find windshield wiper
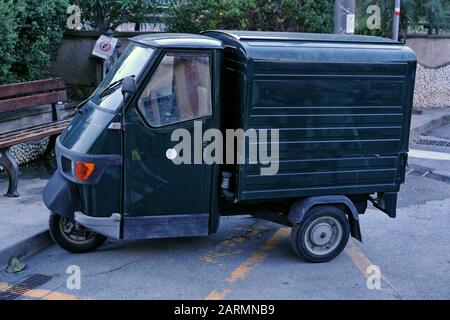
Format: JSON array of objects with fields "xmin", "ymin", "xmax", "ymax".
[{"xmin": 99, "ymin": 75, "xmax": 136, "ymax": 99}]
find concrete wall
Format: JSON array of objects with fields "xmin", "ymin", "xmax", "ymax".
[
  {"xmin": 50, "ymin": 32, "xmax": 100, "ymax": 100},
  {"xmin": 50, "ymin": 31, "xmax": 155, "ymax": 101},
  {"xmin": 406, "ymin": 34, "xmax": 450, "ymax": 68}
]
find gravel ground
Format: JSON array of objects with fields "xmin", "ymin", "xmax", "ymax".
[{"xmin": 414, "ymin": 64, "xmax": 450, "ymax": 108}]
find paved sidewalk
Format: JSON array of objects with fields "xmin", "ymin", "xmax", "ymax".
[
  {"xmin": 0, "ymin": 107, "xmax": 450, "ymax": 271},
  {"xmin": 0, "ymin": 161, "xmax": 55, "ymax": 269},
  {"xmin": 410, "ymin": 107, "xmax": 450, "ymax": 141},
  {"xmin": 409, "ymin": 108, "xmax": 450, "ymax": 179}
]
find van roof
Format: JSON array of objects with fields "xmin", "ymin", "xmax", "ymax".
[
  {"xmin": 204, "ymin": 30, "xmax": 399, "ymax": 45},
  {"xmin": 203, "ymin": 30, "xmax": 415, "ymax": 62},
  {"xmin": 131, "ymin": 33, "xmax": 223, "ymax": 49}
]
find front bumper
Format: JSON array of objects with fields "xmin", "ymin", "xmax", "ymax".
[
  {"xmin": 55, "ymin": 137, "xmax": 122, "ymax": 185},
  {"xmin": 43, "ymin": 137, "xmax": 122, "ymax": 218},
  {"xmin": 43, "ymin": 171, "xmax": 80, "ymax": 218}
]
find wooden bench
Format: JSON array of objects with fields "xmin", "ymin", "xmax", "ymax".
[{"xmin": 0, "ymin": 78, "xmax": 70, "ymax": 197}]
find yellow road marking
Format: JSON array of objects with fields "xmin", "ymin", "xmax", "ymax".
[
  {"xmin": 201, "ymin": 225, "xmax": 266, "ymax": 264},
  {"xmin": 25, "ymin": 289, "xmax": 80, "ymax": 300},
  {"xmin": 0, "ymin": 283, "xmax": 80, "ymax": 300},
  {"xmin": 204, "ymin": 227, "xmax": 290, "ymax": 300},
  {"xmin": 345, "ymin": 241, "xmax": 402, "ymax": 299},
  {"xmin": 204, "ymin": 288, "xmax": 231, "ymax": 300}
]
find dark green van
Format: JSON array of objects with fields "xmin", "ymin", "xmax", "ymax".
[{"xmin": 43, "ymin": 31, "xmax": 416, "ymax": 262}]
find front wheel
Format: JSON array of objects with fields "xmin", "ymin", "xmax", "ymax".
[
  {"xmin": 49, "ymin": 213, "xmax": 107, "ymax": 253},
  {"xmin": 291, "ymin": 205, "xmax": 350, "ymax": 263}
]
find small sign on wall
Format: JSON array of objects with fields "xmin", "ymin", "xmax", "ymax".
[
  {"xmin": 92, "ymin": 35, "xmax": 118, "ymax": 60},
  {"xmin": 346, "ymin": 14, "xmax": 355, "ymax": 34}
]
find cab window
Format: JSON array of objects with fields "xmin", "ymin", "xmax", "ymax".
[{"xmin": 138, "ymin": 51, "xmax": 212, "ymax": 127}]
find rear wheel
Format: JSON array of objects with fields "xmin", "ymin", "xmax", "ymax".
[
  {"xmin": 291, "ymin": 205, "xmax": 349, "ymax": 263},
  {"xmin": 49, "ymin": 213, "xmax": 107, "ymax": 253}
]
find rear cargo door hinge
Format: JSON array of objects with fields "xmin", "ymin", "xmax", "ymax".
[
  {"xmin": 398, "ymin": 152, "xmax": 409, "ymax": 183},
  {"xmin": 402, "ymin": 152, "xmax": 409, "ymax": 167}
]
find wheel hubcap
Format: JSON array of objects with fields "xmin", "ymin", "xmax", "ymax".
[
  {"xmin": 58, "ymin": 217, "xmax": 96, "ymax": 244},
  {"xmin": 304, "ymin": 216, "xmax": 343, "ymax": 256},
  {"xmin": 310, "ymin": 223, "xmax": 333, "ymax": 246}
]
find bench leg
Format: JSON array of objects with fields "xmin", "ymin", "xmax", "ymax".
[
  {"xmin": 43, "ymin": 135, "xmax": 57, "ymax": 158},
  {"xmin": 0, "ymin": 149, "xmax": 19, "ymax": 197}
]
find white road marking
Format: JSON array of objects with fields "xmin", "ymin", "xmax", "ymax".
[{"xmin": 409, "ymin": 149, "xmax": 450, "ymax": 161}]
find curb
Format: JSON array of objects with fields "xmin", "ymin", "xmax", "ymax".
[
  {"xmin": 408, "ymin": 163, "xmax": 450, "ymax": 184},
  {"xmin": 0, "ymin": 230, "xmax": 52, "ymax": 271},
  {"xmin": 410, "ymin": 112, "xmax": 450, "ymax": 141}
]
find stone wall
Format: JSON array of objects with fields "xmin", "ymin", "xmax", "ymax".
[
  {"xmin": 406, "ymin": 34, "xmax": 450, "ymax": 68},
  {"xmin": 406, "ymin": 35, "xmax": 450, "ymax": 108}
]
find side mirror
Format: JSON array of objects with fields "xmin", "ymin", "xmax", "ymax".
[{"xmin": 121, "ymin": 76, "xmax": 138, "ymax": 95}]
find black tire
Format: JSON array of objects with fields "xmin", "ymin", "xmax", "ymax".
[
  {"xmin": 49, "ymin": 213, "xmax": 107, "ymax": 253},
  {"xmin": 291, "ymin": 205, "xmax": 350, "ymax": 263}
]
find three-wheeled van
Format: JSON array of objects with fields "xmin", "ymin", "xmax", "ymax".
[{"xmin": 43, "ymin": 31, "xmax": 416, "ymax": 262}]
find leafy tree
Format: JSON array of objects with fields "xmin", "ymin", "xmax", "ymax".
[
  {"xmin": 165, "ymin": 0, "xmax": 254, "ymax": 33},
  {"xmin": 0, "ymin": 0, "xmax": 68, "ymax": 84},
  {"xmin": 355, "ymin": 0, "xmax": 450, "ymax": 37},
  {"xmin": 416, "ymin": 0, "xmax": 450, "ymax": 33},
  {"xmin": 295, "ymin": 0, "xmax": 334, "ymax": 33},
  {"xmin": 13, "ymin": 0, "xmax": 69, "ymax": 82},
  {"xmin": 0, "ymin": 0, "xmax": 18, "ymax": 84},
  {"xmin": 166, "ymin": 0, "xmax": 334, "ymax": 33},
  {"xmin": 73, "ymin": 0, "xmax": 162, "ymax": 32}
]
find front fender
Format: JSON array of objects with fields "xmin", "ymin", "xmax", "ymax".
[{"xmin": 42, "ymin": 171, "xmax": 80, "ymax": 218}]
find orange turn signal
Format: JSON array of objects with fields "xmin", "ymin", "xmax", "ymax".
[{"xmin": 75, "ymin": 161, "xmax": 95, "ymax": 181}]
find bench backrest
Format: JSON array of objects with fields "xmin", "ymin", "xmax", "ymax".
[{"xmin": 0, "ymin": 78, "xmax": 67, "ymax": 113}]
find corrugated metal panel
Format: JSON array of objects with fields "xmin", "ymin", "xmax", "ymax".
[
  {"xmin": 238, "ymin": 60, "xmax": 411, "ymax": 200},
  {"xmin": 211, "ymin": 31, "xmax": 415, "ymax": 201}
]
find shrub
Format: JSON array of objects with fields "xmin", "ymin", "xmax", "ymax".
[
  {"xmin": 355, "ymin": 0, "xmax": 450, "ymax": 37},
  {"xmin": 73, "ymin": 0, "xmax": 162, "ymax": 32},
  {"xmin": 166, "ymin": 0, "xmax": 334, "ymax": 34},
  {"xmin": 0, "ymin": 0, "xmax": 68, "ymax": 84},
  {"xmin": 0, "ymin": 1, "xmax": 18, "ymax": 84}
]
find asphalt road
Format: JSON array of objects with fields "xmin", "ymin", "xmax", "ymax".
[{"xmin": 0, "ymin": 168, "xmax": 449, "ymax": 300}]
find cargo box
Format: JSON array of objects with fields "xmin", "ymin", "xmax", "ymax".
[{"xmin": 204, "ymin": 30, "xmax": 417, "ymax": 202}]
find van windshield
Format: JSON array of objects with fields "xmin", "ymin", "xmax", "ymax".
[{"xmin": 90, "ymin": 44, "xmax": 154, "ymax": 111}]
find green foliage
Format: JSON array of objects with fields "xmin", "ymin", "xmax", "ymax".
[
  {"xmin": 416, "ymin": 0, "xmax": 450, "ymax": 32},
  {"xmin": 168, "ymin": 0, "xmax": 449, "ymax": 36},
  {"xmin": 166, "ymin": 0, "xmax": 253, "ymax": 33},
  {"xmin": 0, "ymin": 0, "xmax": 68, "ymax": 84},
  {"xmin": 0, "ymin": 1, "xmax": 18, "ymax": 84},
  {"xmin": 166, "ymin": 0, "xmax": 334, "ymax": 34},
  {"xmin": 295, "ymin": 0, "xmax": 334, "ymax": 33},
  {"xmin": 14, "ymin": 0, "xmax": 69, "ymax": 82},
  {"xmin": 356, "ymin": 0, "xmax": 450, "ymax": 37},
  {"xmin": 74, "ymin": 0, "xmax": 162, "ymax": 31}
]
